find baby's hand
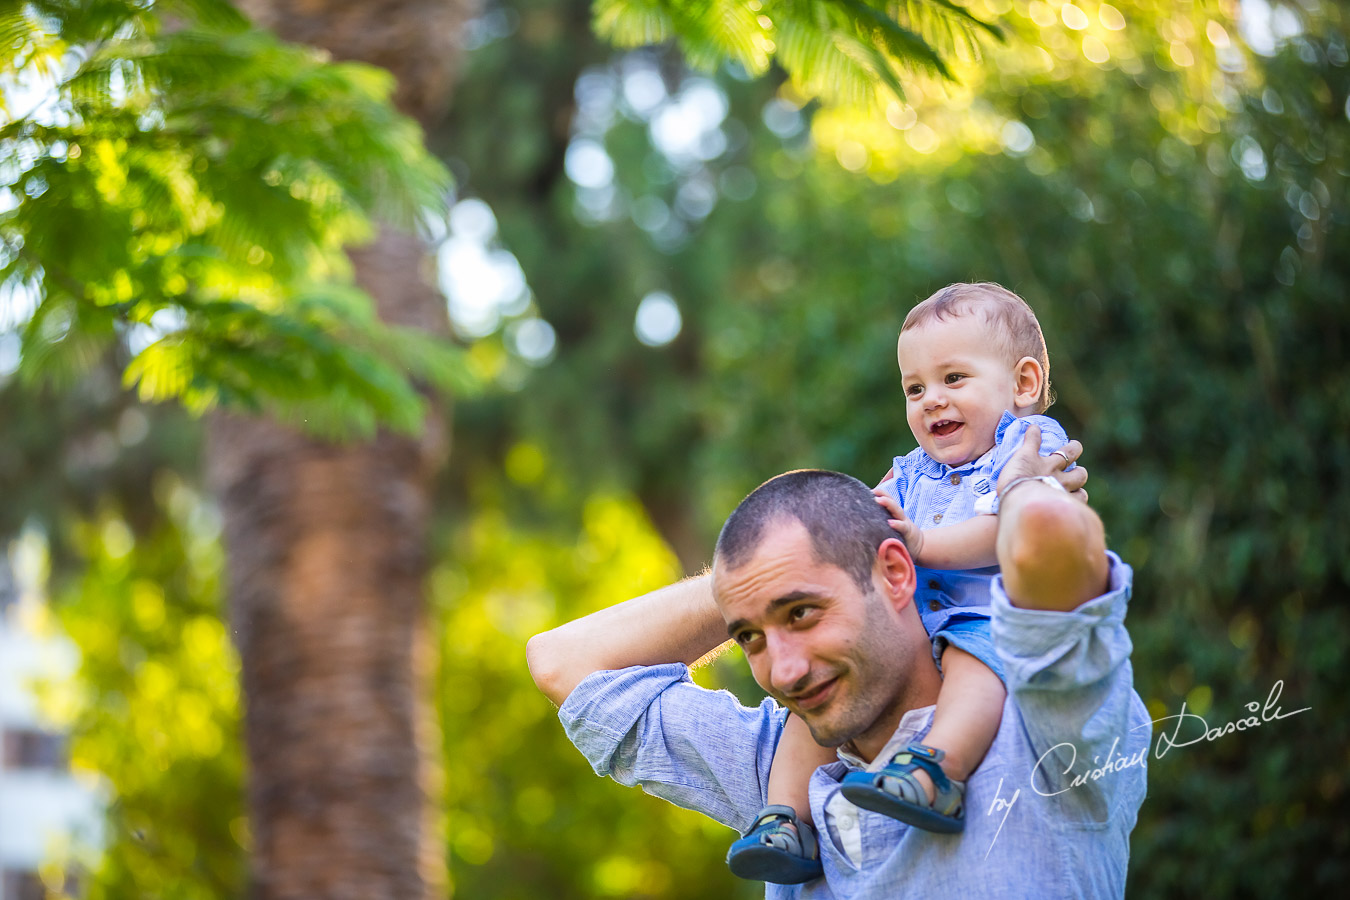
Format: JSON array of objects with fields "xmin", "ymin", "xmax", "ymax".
[{"xmin": 873, "ymin": 486, "xmax": 924, "ymax": 560}]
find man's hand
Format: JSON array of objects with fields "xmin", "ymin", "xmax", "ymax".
[
  {"xmin": 873, "ymin": 486, "xmax": 924, "ymax": 559},
  {"xmin": 996, "ymin": 426, "xmax": 1090, "ymax": 504},
  {"xmin": 994, "ymin": 424, "xmax": 1109, "ymax": 611}
]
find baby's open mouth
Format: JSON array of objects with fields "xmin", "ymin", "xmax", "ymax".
[{"xmin": 931, "ymin": 420, "xmax": 962, "ymax": 437}]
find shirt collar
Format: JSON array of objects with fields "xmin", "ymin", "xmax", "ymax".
[
  {"xmin": 912, "ymin": 410, "xmax": 1016, "ymax": 479},
  {"xmin": 836, "ymin": 704, "xmax": 936, "ymax": 771}
]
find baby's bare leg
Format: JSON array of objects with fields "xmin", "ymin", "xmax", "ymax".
[
  {"xmin": 908, "ymin": 645, "xmax": 1006, "ymax": 800},
  {"xmin": 767, "ymin": 713, "xmax": 838, "ymax": 826}
]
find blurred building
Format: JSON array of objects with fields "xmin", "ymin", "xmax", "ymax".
[{"xmin": 0, "ymin": 553, "xmax": 102, "ymax": 900}]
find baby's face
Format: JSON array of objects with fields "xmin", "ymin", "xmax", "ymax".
[{"xmin": 897, "ymin": 314, "xmax": 1022, "ymax": 468}]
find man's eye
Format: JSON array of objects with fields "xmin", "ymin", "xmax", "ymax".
[
  {"xmin": 735, "ymin": 631, "xmax": 763, "ymax": 649},
  {"xmin": 789, "ymin": 606, "xmax": 816, "ymax": 624}
]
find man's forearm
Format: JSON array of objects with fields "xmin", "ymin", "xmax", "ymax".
[
  {"xmin": 526, "ymin": 572, "xmax": 730, "ymax": 706},
  {"xmin": 995, "ymin": 480, "xmax": 1109, "ymax": 612}
]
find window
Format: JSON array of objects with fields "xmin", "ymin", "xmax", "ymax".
[
  {"xmin": 1, "ymin": 869, "xmax": 46, "ymax": 900},
  {"xmin": 0, "ymin": 558, "xmax": 16, "ymax": 615},
  {"xmin": 1, "ymin": 728, "xmax": 66, "ymax": 771}
]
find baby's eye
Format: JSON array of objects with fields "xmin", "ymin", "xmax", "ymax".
[
  {"xmin": 904, "ymin": 384, "xmax": 923, "ymax": 397},
  {"xmin": 944, "ymin": 372, "xmax": 966, "ymax": 384}
]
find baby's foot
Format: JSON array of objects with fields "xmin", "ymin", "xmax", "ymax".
[
  {"xmin": 838, "ymin": 743, "xmax": 966, "ymax": 833},
  {"xmin": 726, "ymin": 805, "xmax": 824, "ymax": 884}
]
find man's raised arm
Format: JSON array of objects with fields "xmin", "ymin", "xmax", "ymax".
[
  {"xmin": 989, "ymin": 425, "xmax": 1147, "ymax": 822},
  {"xmin": 993, "ymin": 426, "xmax": 1108, "ymax": 611},
  {"xmin": 526, "ymin": 573, "xmax": 731, "ymax": 706}
]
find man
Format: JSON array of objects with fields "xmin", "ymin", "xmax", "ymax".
[{"xmin": 527, "ymin": 432, "xmax": 1147, "ymax": 898}]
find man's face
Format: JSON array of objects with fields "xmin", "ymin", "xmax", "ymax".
[{"xmin": 716, "ymin": 519, "xmax": 914, "ymax": 751}]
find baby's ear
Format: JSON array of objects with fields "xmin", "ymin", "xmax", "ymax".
[{"xmin": 1012, "ymin": 356, "xmax": 1045, "ymax": 410}]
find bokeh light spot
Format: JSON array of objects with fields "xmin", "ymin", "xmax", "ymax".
[
  {"xmin": 836, "ymin": 140, "xmax": 868, "ymax": 170},
  {"xmin": 1083, "ymin": 35, "xmax": 1110, "ymax": 64},
  {"xmin": 1061, "ymin": 4, "xmax": 1089, "ymax": 30},
  {"xmin": 634, "ymin": 292, "xmax": 682, "ymax": 347},
  {"xmin": 565, "ymin": 139, "xmax": 615, "ymax": 190},
  {"xmin": 1001, "ymin": 120, "xmax": 1035, "ymax": 155},
  {"xmin": 905, "ymin": 123, "xmax": 938, "ymax": 154},
  {"xmin": 507, "ymin": 317, "xmax": 556, "ymax": 365}
]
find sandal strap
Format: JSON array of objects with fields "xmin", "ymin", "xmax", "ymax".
[
  {"xmin": 872, "ymin": 743, "xmax": 964, "ymax": 818},
  {"xmin": 743, "ymin": 805, "xmax": 819, "ymax": 860},
  {"xmin": 888, "ymin": 742, "xmax": 953, "ymax": 793}
]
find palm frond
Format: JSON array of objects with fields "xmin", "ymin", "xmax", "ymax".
[
  {"xmin": 775, "ymin": 13, "xmax": 898, "ymax": 110},
  {"xmin": 593, "ymin": 0, "xmax": 676, "ymax": 48},
  {"xmin": 687, "ymin": 0, "xmax": 773, "ymax": 75},
  {"xmin": 837, "ymin": 0, "xmax": 950, "ymax": 80},
  {"xmin": 592, "ymin": 0, "xmax": 1007, "ymax": 109},
  {"xmin": 910, "ymin": 0, "xmax": 1003, "ymax": 42}
]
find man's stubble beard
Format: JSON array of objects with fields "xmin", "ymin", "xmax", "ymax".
[{"xmin": 801, "ymin": 585, "xmax": 910, "ymax": 750}]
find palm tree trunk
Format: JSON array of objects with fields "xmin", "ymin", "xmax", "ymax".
[{"xmin": 207, "ymin": 3, "xmax": 477, "ymax": 898}]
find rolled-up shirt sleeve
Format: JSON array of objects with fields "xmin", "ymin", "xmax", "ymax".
[
  {"xmin": 559, "ymin": 663, "xmax": 788, "ymax": 833},
  {"xmin": 991, "ymin": 552, "xmax": 1147, "ymax": 822}
]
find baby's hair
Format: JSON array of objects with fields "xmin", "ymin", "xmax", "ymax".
[{"xmin": 901, "ymin": 282, "xmax": 1054, "ymax": 413}]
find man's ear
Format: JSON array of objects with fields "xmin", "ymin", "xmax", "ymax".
[
  {"xmin": 875, "ymin": 537, "xmax": 917, "ymax": 613},
  {"xmin": 1013, "ymin": 356, "xmax": 1045, "ymax": 412}
]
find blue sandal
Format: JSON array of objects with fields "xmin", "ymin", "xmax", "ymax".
[
  {"xmin": 726, "ymin": 804, "xmax": 824, "ymax": 884},
  {"xmin": 839, "ymin": 743, "xmax": 965, "ymax": 833}
]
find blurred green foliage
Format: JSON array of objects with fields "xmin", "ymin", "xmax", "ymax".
[
  {"xmin": 1, "ymin": 0, "xmax": 468, "ymax": 438},
  {"xmin": 593, "ymin": 0, "xmax": 1002, "ymax": 108},
  {"xmin": 3, "ymin": 0, "xmax": 1348, "ymax": 898},
  {"xmin": 35, "ymin": 476, "xmax": 245, "ymax": 899},
  {"xmin": 433, "ymin": 489, "xmax": 753, "ymax": 899}
]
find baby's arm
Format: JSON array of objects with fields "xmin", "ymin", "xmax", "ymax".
[{"xmin": 873, "ymin": 489, "xmax": 999, "ymax": 569}]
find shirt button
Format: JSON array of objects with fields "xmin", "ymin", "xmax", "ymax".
[
  {"xmin": 927, "ymin": 579, "xmax": 940, "ymax": 590},
  {"xmin": 932, "ymin": 513, "xmax": 943, "ymax": 523},
  {"xmin": 949, "ymin": 473, "xmax": 961, "ymax": 485},
  {"xmin": 929, "ymin": 600, "xmax": 941, "ymax": 611}
]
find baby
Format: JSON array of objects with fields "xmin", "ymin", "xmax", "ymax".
[{"xmin": 727, "ymin": 282, "xmax": 1072, "ymax": 883}]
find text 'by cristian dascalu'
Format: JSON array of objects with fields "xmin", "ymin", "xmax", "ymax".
[{"xmin": 983, "ymin": 679, "xmax": 1309, "ymax": 858}]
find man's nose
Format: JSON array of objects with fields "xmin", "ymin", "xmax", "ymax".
[{"xmin": 766, "ymin": 633, "xmax": 811, "ymax": 695}]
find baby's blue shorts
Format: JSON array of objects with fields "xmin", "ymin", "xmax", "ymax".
[{"xmin": 932, "ymin": 612, "xmax": 1006, "ymax": 685}]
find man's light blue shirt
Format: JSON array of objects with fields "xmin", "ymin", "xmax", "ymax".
[{"xmin": 559, "ymin": 554, "xmax": 1148, "ymax": 899}]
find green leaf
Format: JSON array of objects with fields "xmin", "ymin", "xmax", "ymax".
[
  {"xmin": 593, "ymin": 0, "xmax": 676, "ymax": 47},
  {"xmin": 837, "ymin": 0, "xmax": 950, "ymax": 81}
]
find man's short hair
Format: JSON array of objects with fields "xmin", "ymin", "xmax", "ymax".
[
  {"xmin": 714, "ymin": 470, "xmax": 897, "ymax": 590},
  {"xmin": 902, "ymin": 282, "xmax": 1054, "ymax": 413}
]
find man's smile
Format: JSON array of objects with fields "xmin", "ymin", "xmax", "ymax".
[{"xmin": 789, "ymin": 675, "xmax": 840, "ymax": 712}]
